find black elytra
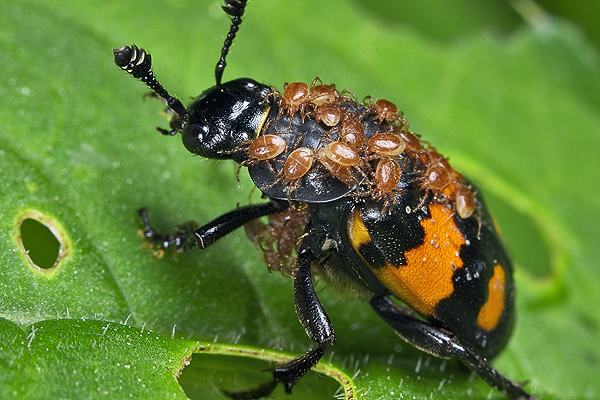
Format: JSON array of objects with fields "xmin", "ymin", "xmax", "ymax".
[{"xmin": 113, "ymin": 1, "xmax": 534, "ymax": 399}]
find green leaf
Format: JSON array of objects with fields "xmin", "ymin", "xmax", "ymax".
[
  {"xmin": 0, "ymin": 318, "xmax": 195, "ymax": 399},
  {"xmin": 352, "ymin": 0, "xmax": 521, "ymax": 42},
  {"xmin": 0, "ymin": 317, "xmax": 354, "ymax": 400},
  {"xmin": 1, "ymin": 0, "xmax": 599, "ymax": 399}
]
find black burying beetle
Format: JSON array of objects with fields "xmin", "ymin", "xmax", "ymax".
[{"xmin": 113, "ymin": 1, "xmax": 534, "ymax": 399}]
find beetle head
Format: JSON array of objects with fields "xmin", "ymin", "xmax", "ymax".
[
  {"xmin": 114, "ymin": 2, "xmax": 270, "ymax": 163},
  {"xmin": 181, "ymin": 78, "xmax": 272, "ymax": 162}
]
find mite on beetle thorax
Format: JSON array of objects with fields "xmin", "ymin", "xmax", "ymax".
[{"xmin": 245, "ymin": 79, "xmax": 476, "ymax": 218}]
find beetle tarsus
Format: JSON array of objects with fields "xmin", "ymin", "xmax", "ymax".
[
  {"xmin": 155, "ymin": 127, "xmax": 178, "ymax": 136},
  {"xmin": 138, "ymin": 207, "xmax": 198, "ymax": 251}
]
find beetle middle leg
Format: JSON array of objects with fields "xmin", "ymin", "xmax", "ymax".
[
  {"xmin": 139, "ymin": 200, "xmax": 288, "ymax": 252},
  {"xmin": 370, "ymin": 295, "xmax": 534, "ymax": 400},
  {"xmin": 225, "ymin": 245, "xmax": 336, "ymax": 399}
]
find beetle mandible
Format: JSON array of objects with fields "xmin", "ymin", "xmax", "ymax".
[{"xmin": 113, "ymin": 1, "xmax": 533, "ymax": 399}]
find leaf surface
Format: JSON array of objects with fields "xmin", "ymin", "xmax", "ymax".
[{"xmin": 1, "ymin": 0, "xmax": 599, "ymax": 399}]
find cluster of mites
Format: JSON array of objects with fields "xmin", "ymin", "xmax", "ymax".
[{"xmin": 246, "ymin": 79, "xmax": 477, "ymax": 219}]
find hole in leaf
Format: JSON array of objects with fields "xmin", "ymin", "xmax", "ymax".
[
  {"xmin": 179, "ymin": 354, "xmax": 340, "ymax": 399},
  {"xmin": 20, "ymin": 218, "xmax": 61, "ymax": 269},
  {"xmin": 484, "ymin": 193, "xmax": 551, "ymax": 278},
  {"xmin": 16, "ymin": 210, "xmax": 69, "ymax": 273}
]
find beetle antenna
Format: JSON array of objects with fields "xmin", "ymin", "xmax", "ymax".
[
  {"xmin": 113, "ymin": 44, "xmax": 187, "ymax": 118},
  {"xmin": 215, "ymin": 0, "xmax": 248, "ymax": 85}
]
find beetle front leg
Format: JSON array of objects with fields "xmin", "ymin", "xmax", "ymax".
[
  {"xmin": 155, "ymin": 114, "xmax": 184, "ymax": 136},
  {"xmin": 225, "ymin": 245, "xmax": 335, "ymax": 399},
  {"xmin": 139, "ymin": 207, "xmax": 197, "ymax": 251},
  {"xmin": 143, "ymin": 92, "xmax": 186, "ymax": 136},
  {"xmin": 139, "ymin": 200, "xmax": 288, "ymax": 252},
  {"xmin": 370, "ymin": 295, "xmax": 534, "ymax": 400}
]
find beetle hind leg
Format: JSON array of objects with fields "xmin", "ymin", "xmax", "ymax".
[{"xmin": 370, "ymin": 295, "xmax": 534, "ymax": 400}]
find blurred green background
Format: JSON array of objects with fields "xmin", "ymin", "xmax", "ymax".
[
  {"xmin": 1, "ymin": 0, "xmax": 599, "ymax": 399},
  {"xmin": 356, "ymin": 0, "xmax": 600, "ymax": 49}
]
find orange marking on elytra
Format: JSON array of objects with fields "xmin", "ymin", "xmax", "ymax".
[
  {"xmin": 349, "ymin": 204, "xmax": 465, "ymax": 317},
  {"xmin": 477, "ymin": 264, "xmax": 506, "ymax": 331}
]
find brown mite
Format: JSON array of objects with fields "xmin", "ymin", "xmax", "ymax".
[
  {"xmin": 281, "ymin": 81, "xmax": 310, "ymax": 114},
  {"xmin": 317, "ymin": 104, "xmax": 341, "ymax": 127},
  {"xmin": 374, "ymin": 98, "xmax": 398, "ymax": 122},
  {"xmin": 374, "ymin": 158, "xmax": 401, "ymax": 198},
  {"xmin": 427, "ymin": 148, "xmax": 454, "ymax": 168},
  {"xmin": 455, "ymin": 184, "xmax": 476, "ymax": 219},
  {"xmin": 424, "ymin": 164, "xmax": 452, "ymax": 191},
  {"xmin": 248, "ymin": 134, "xmax": 287, "ymax": 160},
  {"xmin": 318, "ymin": 149, "xmax": 356, "ymax": 185},
  {"xmin": 340, "ymin": 117, "xmax": 366, "ymax": 147},
  {"xmin": 423, "ymin": 149, "xmax": 456, "ymax": 191},
  {"xmin": 283, "ymin": 147, "xmax": 315, "ymax": 182},
  {"xmin": 323, "ymin": 141, "xmax": 361, "ymax": 167},
  {"xmin": 367, "ymin": 133, "xmax": 406, "ymax": 157},
  {"xmin": 309, "ymin": 84, "xmax": 338, "ymax": 107},
  {"xmin": 396, "ymin": 130, "xmax": 423, "ymax": 152},
  {"xmin": 244, "ymin": 207, "xmax": 310, "ymax": 274}
]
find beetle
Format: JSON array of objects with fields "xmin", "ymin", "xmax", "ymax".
[{"xmin": 113, "ymin": 1, "xmax": 534, "ymax": 399}]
